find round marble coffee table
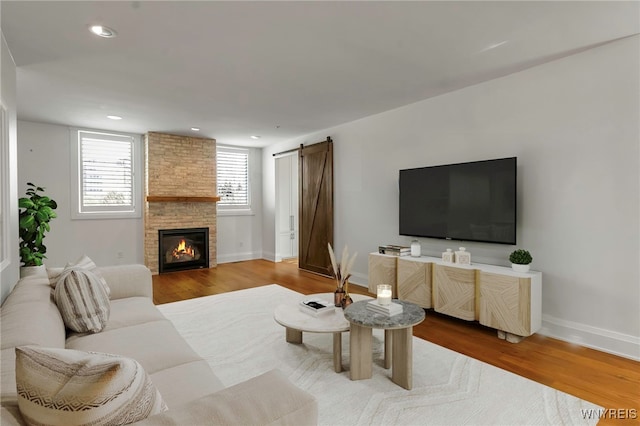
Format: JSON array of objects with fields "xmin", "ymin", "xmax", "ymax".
[
  {"xmin": 273, "ymin": 293, "xmax": 372, "ymax": 373},
  {"xmin": 343, "ymin": 299, "xmax": 425, "ymax": 389}
]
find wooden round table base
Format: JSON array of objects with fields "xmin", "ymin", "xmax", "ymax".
[{"xmin": 344, "ymin": 299, "xmax": 425, "ymax": 389}]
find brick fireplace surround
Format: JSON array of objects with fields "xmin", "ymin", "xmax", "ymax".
[{"xmin": 144, "ymin": 132, "xmax": 217, "ymax": 274}]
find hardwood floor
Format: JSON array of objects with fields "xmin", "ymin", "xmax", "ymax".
[{"xmin": 153, "ymin": 260, "xmax": 640, "ymax": 425}]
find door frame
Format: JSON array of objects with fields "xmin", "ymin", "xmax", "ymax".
[{"xmin": 274, "ymin": 152, "xmax": 299, "ymax": 262}]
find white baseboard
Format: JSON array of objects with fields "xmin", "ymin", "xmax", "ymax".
[
  {"xmin": 216, "ymin": 251, "xmax": 262, "ymax": 264},
  {"xmin": 540, "ymin": 314, "xmax": 640, "ymax": 361},
  {"xmin": 218, "ymin": 252, "xmax": 280, "ymax": 264}
]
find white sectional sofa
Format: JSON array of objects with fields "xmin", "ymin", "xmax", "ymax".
[{"xmin": 0, "ymin": 264, "xmax": 317, "ymax": 425}]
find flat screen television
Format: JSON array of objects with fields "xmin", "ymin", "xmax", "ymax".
[{"xmin": 399, "ymin": 157, "xmax": 517, "ymax": 245}]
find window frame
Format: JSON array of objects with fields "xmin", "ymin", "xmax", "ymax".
[
  {"xmin": 216, "ymin": 145, "xmax": 253, "ymax": 216},
  {"xmin": 70, "ymin": 127, "xmax": 142, "ymax": 220}
]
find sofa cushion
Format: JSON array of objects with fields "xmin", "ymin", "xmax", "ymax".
[
  {"xmin": 98, "ymin": 265, "xmax": 153, "ymax": 300},
  {"xmin": 100, "ymin": 297, "xmax": 167, "ymax": 332},
  {"xmin": 15, "ymin": 346, "xmax": 167, "ymax": 426},
  {"xmin": 0, "ymin": 276, "xmax": 65, "ymax": 350},
  {"xmin": 132, "ymin": 369, "xmax": 318, "ymax": 426},
  {"xmin": 65, "ymin": 320, "xmax": 203, "ymax": 375},
  {"xmin": 1, "ymin": 348, "xmax": 18, "ymax": 406},
  {"xmin": 54, "ymin": 268, "xmax": 110, "ymax": 333},
  {"xmin": 149, "ymin": 360, "xmax": 225, "ymax": 408},
  {"xmin": 0, "ymin": 406, "xmax": 24, "ymax": 426}
]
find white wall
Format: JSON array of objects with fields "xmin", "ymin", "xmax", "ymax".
[
  {"xmin": 262, "ymin": 36, "xmax": 640, "ymax": 359},
  {"xmin": 17, "ymin": 121, "xmax": 144, "ymax": 267},
  {"xmin": 0, "ymin": 32, "xmax": 19, "ymax": 303},
  {"xmin": 217, "ymin": 147, "xmax": 263, "ymax": 263}
]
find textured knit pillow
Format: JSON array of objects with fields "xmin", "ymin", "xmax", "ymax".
[
  {"xmin": 49, "ymin": 255, "xmax": 111, "ymax": 297},
  {"xmin": 15, "ymin": 346, "xmax": 167, "ymax": 426},
  {"xmin": 54, "ymin": 268, "xmax": 110, "ymax": 333}
]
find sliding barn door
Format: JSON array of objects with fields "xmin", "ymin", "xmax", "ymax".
[{"xmin": 298, "ymin": 138, "xmax": 333, "ymax": 276}]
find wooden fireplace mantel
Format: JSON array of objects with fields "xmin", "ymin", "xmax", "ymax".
[{"xmin": 146, "ymin": 196, "xmax": 221, "ymax": 203}]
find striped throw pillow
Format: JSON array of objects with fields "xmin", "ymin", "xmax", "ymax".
[
  {"xmin": 54, "ymin": 268, "xmax": 110, "ymax": 333},
  {"xmin": 49, "ymin": 255, "xmax": 111, "ymax": 297},
  {"xmin": 16, "ymin": 346, "xmax": 167, "ymax": 426}
]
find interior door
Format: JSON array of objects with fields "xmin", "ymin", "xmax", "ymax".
[
  {"xmin": 298, "ymin": 138, "xmax": 333, "ymax": 275},
  {"xmin": 275, "ymin": 154, "xmax": 298, "ymax": 260}
]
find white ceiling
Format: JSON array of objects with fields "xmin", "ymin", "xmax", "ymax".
[{"xmin": 2, "ymin": 1, "xmax": 639, "ymax": 147}]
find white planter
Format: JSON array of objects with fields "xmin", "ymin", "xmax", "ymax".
[
  {"xmin": 511, "ymin": 263, "xmax": 530, "ymax": 273},
  {"xmin": 20, "ymin": 265, "xmax": 47, "ymax": 279}
]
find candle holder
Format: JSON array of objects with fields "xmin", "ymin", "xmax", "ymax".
[{"xmin": 377, "ymin": 284, "xmax": 392, "ymax": 306}]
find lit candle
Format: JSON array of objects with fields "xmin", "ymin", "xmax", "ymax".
[{"xmin": 377, "ymin": 284, "xmax": 392, "ymax": 306}]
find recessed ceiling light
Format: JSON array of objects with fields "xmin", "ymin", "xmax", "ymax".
[
  {"xmin": 191, "ymin": 127, "xmax": 200, "ymax": 131},
  {"xmin": 89, "ymin": 25, "xmax": 117, "ymax": 38},
  {"xmin": 478, "ymin": 40, "xmax": 509, "ymax": 53},
  {"xmin": 107, "ymin": 115, "xmax": 122, "ymax": 120},
  {"xmin": 250, "ymin": 135, "xmax": 261, "ymax": 140}
]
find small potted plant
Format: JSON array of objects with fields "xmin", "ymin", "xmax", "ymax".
[
  {"xmin": 509, "ymin": 249, "xmax": 532, "ymax": 273},
  {"xmin": 18, "ymin": 183, "xmax": 57, "ymax": 275}
]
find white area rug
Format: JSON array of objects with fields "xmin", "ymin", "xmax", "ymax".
[{"xmin": 158, "ymin": 284, "xmax": 601, "ymax": 425}]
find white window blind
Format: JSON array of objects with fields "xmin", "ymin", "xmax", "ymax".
[
  {"xmin": 77, "ymin": 130, "xmax": 136, "ymax": 213},
  {"xmin": 217, "ymin": 147, "xmax": 250, "ymax": 208}
]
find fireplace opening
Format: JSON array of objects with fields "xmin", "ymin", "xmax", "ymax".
[{"xmin": 159, "ymin": 228, "xmax": 209, "ymax": 273}]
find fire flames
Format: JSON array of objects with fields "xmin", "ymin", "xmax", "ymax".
[{"xmin": 171, "ymin": 239, "xmax": 196, "ymax": 261}]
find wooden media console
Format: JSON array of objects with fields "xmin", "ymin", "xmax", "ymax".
[{"xmin": 368, "ymin": 253, "xmax": 542, "ymax": 343}]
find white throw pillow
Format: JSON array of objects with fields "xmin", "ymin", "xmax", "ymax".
[
  {"xmin": 54, "ymin": 268, "xmax": 110, "ymax": 333},
  {"xmin": 15, "ymin": 346, "xmax": 168, "ymax": 426}
]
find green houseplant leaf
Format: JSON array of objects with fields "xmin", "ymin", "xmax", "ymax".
[
  {"xmin": 18, "ymin": 198, "xmax": 35, "ymax": 209},
  {"xmin": 19, "ymin": 215, "xmax": 35, "ymax": 230},
  {"xmin": 18, "ymin": 183, "xmax": 57, "ymax": 267}
]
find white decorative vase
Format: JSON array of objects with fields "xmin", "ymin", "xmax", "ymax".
[
  {"xmin": 511, "ymin": 263, "xmax": 530, "ymax": 273},
  {"xmin": 20, "ymin": 265, "xmax": 46, "ymax": 278},
  {"xmin": 442, "ymin": 249, "xmax": 454, "ymax": 263},
  {"xmin": 454, "ymin": 247, "xmax": 471, "ymax": 265}
]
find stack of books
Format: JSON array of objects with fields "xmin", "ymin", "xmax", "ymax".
[
  {"xmin": 378, "ymin": 245, "xmax": 411, "ymax": 256},
  {"xmin": 366, "ymin": 299, "xmax": 403, "ymax": 316},
  {"xmin": 299, "ymin": 299, "xmax": 335, "ymax": 317}
]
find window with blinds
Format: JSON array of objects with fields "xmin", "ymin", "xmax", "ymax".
[
  {"xmin": 72, "ymin": 129, "xmax": 141, "ymax": 219},
  {"xmin": 217, "ymin": 146, "xmax": 250, "ymax": 209}
]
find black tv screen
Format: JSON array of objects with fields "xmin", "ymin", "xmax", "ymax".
[{"xmin": 399, "ymin": 157, "xmax": 517, "ymax": 245}]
